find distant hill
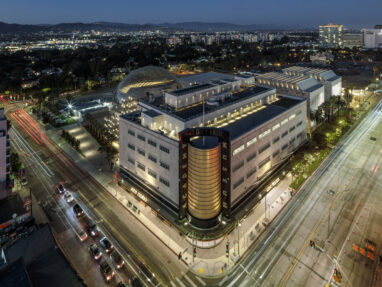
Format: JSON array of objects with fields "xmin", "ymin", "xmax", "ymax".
[{"xmin": 0, "ymin": 21, "xmax": 290, "ymax": 33}]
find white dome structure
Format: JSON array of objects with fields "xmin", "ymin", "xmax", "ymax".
[{"xmin": 116, "ymin": 66, "xmax": 180, "ymax": 103}]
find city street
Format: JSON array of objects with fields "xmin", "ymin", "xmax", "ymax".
[{"xmin": 219, "ymin": 98, "xmax": 382, "ymax": 287}]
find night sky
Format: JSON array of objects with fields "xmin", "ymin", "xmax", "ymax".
[{"xmin": 1, "ymin": 0, "xmax": 381, "ymax": 29}]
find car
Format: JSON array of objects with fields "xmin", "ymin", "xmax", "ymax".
[
  {"xmin": 73, "ymin": 204, "xmax": 84, "ymax": 217},
  {"xmin": 100, "ymin": 237, "xmax": 114, "ymax": 254},
  {"xmin": 78, "ymin": 230, "xmax": 88, "ymax": 242},
  {"xmin": 100, "ymin": 260, "xmax": 115, "ymax": 282},
  {"xmin": 89, "ymin": 243, "xmax": 102, "ymax": 261},
  {"xmin": 64, "ymin": 192, "xmax": 73, "ymax": 203},
  {"xmin": 56, "ymin": 184, "xmax": 66, "ymax": 194},
  {"xmin": 85, "ymin": 219, "xmax": 98, "ymax": 237},
  {"xmin": 327, "ymin": 189, "xmax": 335, "ymax": 195},
  {"xmin": 21, "ymin": 178, "xmax": 28, "ymax": 186},
  {"xmin": 111, "ymin": 250, "xmax": 124, "ymax": 269}
]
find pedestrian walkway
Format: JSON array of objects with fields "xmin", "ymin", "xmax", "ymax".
[{"xmin": 42, "ymin": 120, "xmax": 295, "ymax": 277}]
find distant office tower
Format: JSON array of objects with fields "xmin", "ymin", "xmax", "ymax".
[
  {"xmin": 342, "ymin": 32, "xmax": 363, "ymax": 48},
  {"xmin": 363, "ymin": 27, "xmax": 382, "ymax": 49},
  {"xmin": 319, "ymin": 23, "xmax": 343, "ymax": 48},
  {"xmin": 0, "ymin": 108, "xmax": 10, "ymax": 200}
]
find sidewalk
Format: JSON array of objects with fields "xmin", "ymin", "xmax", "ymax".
[{"xmin": 41, "ymin": 120, "xmax": 295, "ymax": 277}]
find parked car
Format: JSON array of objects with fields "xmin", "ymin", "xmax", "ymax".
[
  {"xmin": 100, "ymin": 237, "xmax": 114, "ymax": 254},
  {"xmin": 64, "ymin": 192, "xmax": 73, "ymax": 203},
  {"xmin": 111, "ymin": 250, "xmax": 124, "ymax": 269},
  {"xmin": 73, "ymin": 204, "xmax": 84, "ymax": 217},
  {"xmin": 100, "ymin": 260, "xmax": 115, "ymax": 282},
  {"xmin": 86, "ymin": 219, "xmax": 98, "ymax": 237},
  {"xmin": 56, "ymin": 184, "xmax": 66, "ymax": 194},
  {"xmin": 89, "ymin": 243, "xmax": 102, "ymax": 261}
]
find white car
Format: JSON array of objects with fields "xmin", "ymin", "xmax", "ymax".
[{"xmin": 64, "ymin": 192, "xmax": 73, "ymax": 203}]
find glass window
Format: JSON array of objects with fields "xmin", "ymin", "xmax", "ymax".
[
  {"xmin": 148, "ymin": 169, "xmax": 157, "ymax": 178},
  {"xmin": 259, "ymin": 142, "xmax": 270, "ymax": 154},
  {"xmin": 148, "ymin": 139, "xmax": 157, "ymax": 147},
  {"xmin": 233, "ymin": 161, "xmax": 244, "ymax": 172},
  {"xmin": 233, "ymin": 144, "xmax": 245, "ymax": 156},
  {"xmin": 137, "ymin": 162, "xmax": 145, "ymax": 171},
  {"xmin": 137, "ymin": 134, "xmax": 146, "ymax": 142},
  {"xmin": 247, "ymin": 152, "xmax": 256, "ymax": 162},
  {"xmin": 160, "ymin": 145, "xmax": 170, "ymax": 154},
  {"xmin": 272, "ymin": 136, "xmax": 280, "ymax": 144},
  {"xmin": 159, "ymin": 177, "xmax": 170, "ymax": 187},
  {"xmin": 289, "ymin": 126, "xmax": 295, "ymax": 132},
  {"xmin": 128, "ymin": 129, "xmax": 135, "ymax": 136},
  {"xmin": 159, "ymin": 161, "xmax": 170, "ymax": 170},
  {"xmin": 272, "ymin": 123, "xmax": 280, "ymax": 131},
  {"xmin": 281, "ymin": 118, "xmax": 288, "ymax": 125},
  {"xmin": 128, "ymin": 157, "xmax": 135, "ymax": 165},
  {"xmin": 148, "ymin": 154, "xmax": 157, "ymax": 163},
  {"xmin": 138, "ymin": 148, "xmax": 145, "ymax": 156},
  {"xmin": 246, "ymin": 137, "xmax": 257, "ymax": 147},
  {"xmin": 247, "ymin": 167, "xmax": 257, "ymax": 178},
  {"xmin": 259, "ymin": 129, "xmax": 271, "ymax": 139},
  {"xmin": 128, "ymin": 143, "xmax": 135, "ymax": 151},
  {"xmin": 259, "ymin": 157, "xmax": 270, "ymax": 169},
  {"xmin": 233, "ymin": 177, "xmax": 244, "ymax": 189},
  {"xmin": 289, "ymin": 114, "xmax": 296, "ymax": 120},
  {"xmin": 282, "ymin": 131, "xmax": 288, "ymax": 138}
]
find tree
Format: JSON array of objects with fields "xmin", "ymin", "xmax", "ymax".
[{"xmin": 10, "ymin": 152, "xmax": 21, "ymax": 176}]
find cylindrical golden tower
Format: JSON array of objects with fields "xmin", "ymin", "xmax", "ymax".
[{"xmin": 188, "ymin": 139, "xmax": 221, "ymax": 220}]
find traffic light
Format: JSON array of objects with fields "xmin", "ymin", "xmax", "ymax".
[
  {"xmin": 193, "ymin": 247, "xmax": 196, "ymax": 258},
  {"xmin": 310, "ymin": 240, "xmax": 315, "ymax": 248},
  {"xmin": 226, "ymin": 243, "xmax": 229, "ymax": 257},
  {"xmin": 178, "ymin": 252, "xmax": 182, "ymax": 260}
]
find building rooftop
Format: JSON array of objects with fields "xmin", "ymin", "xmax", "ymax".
[
  {"xmin": 4, "ymin": 224, "xmax": 84, "ymax": 287},
  {"xmin": 172, "ymin": 86, "xmax": 270, "ymax": 121},
  {"xmin": 167, "ymin": 83, "xmax": 215, "ymax": 97},
  {"xmin": 142, "ymin": 109, "xmax": 161, "ymax": 118},
  {"xmin": 223, "ymin": 96, "xmax": 305, "ymax": 139},
  {"xmin": 0, "ymin": 258, "xmax": 32, "ymax": 287},
  {"xmin": 177, "ymin": 71, "xmax": 236, "ymax": 86},
  {"xmin": 0, "ymin": 194, "xmax": 27, "ymax": 224}
]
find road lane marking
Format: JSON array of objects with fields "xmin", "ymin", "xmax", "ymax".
[
  {"xmin": 175, "ymin": 277, "xmax": 186, "ymax": 287},
  {"xmin": 195, "ymin": 276, "xmax": 207, "ymax": 286},
  {"xmin": 183, "ymin": 274, "xmax": 197, "ymax": 287}
]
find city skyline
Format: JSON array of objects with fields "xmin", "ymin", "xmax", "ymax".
[{"xmin": 1, "ymin": 0, "xmax": 381, "ymax": 29}]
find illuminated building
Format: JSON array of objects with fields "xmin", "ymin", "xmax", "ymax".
[
  {"xmin": 0, "ymin": 108, "xmax": 10, "ymax": 200},
  {"xmin": 319, "ymin": 23, "xmax": 343, "ymax": 48},
  {"xmin": 119, "ymin": 77, "xmax": 307, "ymax": 228},
  {"xmin": 282, "ymin": 66, "xmax": 342, "ymax": 101},
  {"xmin": 363, "ymin": 27, "xmax": 382, "ymax": 49}
]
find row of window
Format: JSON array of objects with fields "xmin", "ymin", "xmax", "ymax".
[
  {"xmin": 127, "ymin": 129, "xmax": 169, "ymax": 154},
  {"xmin": 233, "ymin": 133, "xmax": 304, "ymax": 180},
  {"xmin": 232, "ymin": 117, "xmax": 303, "ymax": 157},
  {"xmin": 127, "ymin": 143, "xmax": 170, "ymax": 171},
  {"xmin": 129, "ymin": 158, "xmax": 170, "ymax": 187}
]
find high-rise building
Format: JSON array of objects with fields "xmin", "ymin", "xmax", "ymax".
[
  {"xmin": 342, "ymin": 32, "xmax": 363, "ymax": 48},
  {"xmin": 319, "ymin": 23, "xmax": 343, "ymax": 48},
  {"xmin": 0, "ymin": 108, "xmax": 10, "ymax": 200},
  {"xmin": 363, "ymin": 27, "xmax": 382, "ymax": 49}
]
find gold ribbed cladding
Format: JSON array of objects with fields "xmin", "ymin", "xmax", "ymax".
[{"xmin": 188, "ymin": 143, "xmax": 221, "ymax": 220}]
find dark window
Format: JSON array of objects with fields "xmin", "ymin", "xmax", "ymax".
[
  {"xmin": 281, "ymin": 131, "xmax": 288, "ymax": 138},
  {"xmin": 148, "ymin": 154, "xmax": 157, "ymax": 163},
  {"xmin": 297, "ymin": 121, "xmax": 302, "ymax": 127},
  {"xmin": 159, "ymin": 177, "xmax": 170, "ymax": 187},
  {"xmin": 282, "ymin": 143, "xmax": 288, "ymax": 151},
  {"xmin": 128, "ymin": 143, "xmax": 135, "ymax": 151},
  {"xmin": 137, "ymin": 162, "xmax": 145, "ymax": 171},
  {"xmin": 259, "ymin": 142, "xmax": 270, "ymax": 154},
  {"xmin": 290, "ymin": 138, "xmax": 295, "ymax": 145},
  {"xmin": 160, "ymin": 145, "xmax": 170, "ymax": 154},
  {"xmin": 148, "ymin": 169, "xmax": 157, "ymax": 178},
  {"xmin": 289, "ymin": 126, "xmax": 295, "ymax": 132},
  {"xmin": 233, "ymin": 177, "xmax": 244, "ymax": 189},
  {"xmin": 296, "ymin": 132, "xmax": 303, "ymax": 138},
  {"xmin": 296, "ymin": 110, "xmax": 302, "ymax": 116},
  {"xmin": 233, "ymin": 161, "xmax": 244, "ymax": 172},
  {"xmin": 247, "ymin": 152, "xmax": 257, "ymax": 162},
  {"xmin": 273, "ymin": 150, "xmax": 280, "ymax": 158},
  {"xmin": 137, "ymin": 134, "xmax": 146, "ymax": 142},
  {"xmin": 259, "ymin": 157, "xmax": 270, "ymax": 169},
  {"xmin": 160, "ymin": 161, "xmax": 170, "ymax": 170},
  {"xmin": 128, "ymin": 157, "xmax": 135, "ymax": 165},
  {"xmin": 247, "ymin": 167, "xmax": 257, "ymax": 178},
  {"xmin": 128, "ymin": 129, "xmax": 135, "ymax": 136},
  {"xmin": 137, "ymin": 148, "xmax": 145, "ymax": 156},
  {"xmin": 272, "ymin": 136, "xmax": 280, "ymax": 144},
  {"xmin": 148, "ymin": 139, "xmax": 157, "ymax": 147}
]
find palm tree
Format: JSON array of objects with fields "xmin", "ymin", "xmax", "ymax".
[{"xmin": 333, "ymin": 95, "xmax": 346, "ymax": 117}]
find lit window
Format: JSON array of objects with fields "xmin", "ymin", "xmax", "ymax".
[
  {"xmin": 259, "ymin": 129, "xmax": 271, "ymax": 139},
  {"xmin": 281, "ymin": 118, "xmax": 288, "ymax": 125},
  {"xmin": 272, "ymin": 123, "xmax": 280, "ymax": 131},
  {"xmin": 247, "ymin": 137, "xmax": 257, "ymax": 147},
  {"xmin": 233, "ymin": 145, "xmax": 245, "ymax": 156},
  {"xmin": 289, "ymin": 114, "xmax": 296, "ymax": 120}
]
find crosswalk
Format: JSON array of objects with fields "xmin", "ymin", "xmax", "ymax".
[{"xmin": 171, "ymin": 274, "xmax": 206, "ymax": 287}]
